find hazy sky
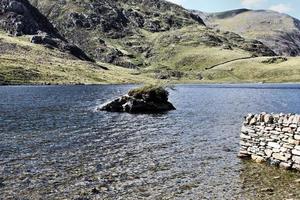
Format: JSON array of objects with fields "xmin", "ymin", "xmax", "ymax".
[{"xmin": 167, "ymin": 0, "xmax": 300, "ymax": 19}]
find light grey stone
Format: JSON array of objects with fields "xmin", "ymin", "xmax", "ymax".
[
  {"xmin": 282, "ymin": 127, "xmax": 292, "ymax": 133},
  {"xmin": 251, "ymin": 155, "xmax": 265, "ymax": 163},
  {"xmin": 270, "ymin": 130, "xmax": 280, "ymax": 135},
  {"xmin": 280, "ymin": 147, "xmax": 288, "ymax": 152},
  {"xmin": 240, "ymin": 133, "xmax": 251, "ymax": 139},
  {"xmin": 294, "ymin": 135, "xmax": 300, "ymax": 140},
  {"xmin": 292, "ymin": 149, "xmax": 300, "ymax": 156},
  {"xmin": 264, "ymin": 114, "xmax": 273, "ymax": 123},
  {"xmin": 265, "ymin": 127, "xmax": 274, "ymax": 131},
  {"xmin": 241, "ymin": 126, "xmax": 252, "ymax": 133},
  {"xmin": 259, "ymin": 137, "xmax": 266, "ymax": 141},
  {"xmin": 270, "ymin": 135, "xmax": 279, "ymax": 140},
  {"xmin": 268, "ymin": 142, "xmax": 281, "ymax": 149},
  {"xmin": 273, "ymin": 153, "xmax": 291, "ymax": 161},
  {"xmin": 295, "ymin": 145, "xmax": 300, "ymax": 151},
  {"xmin": 279, "ymin": 162, "xmax": 292, "ymax": 169},
  {"xmin": 283, "ymin": 143, "xmax": 295, "ymax": 149},
  {"xmin": 292, "ymin": 164, "xmax": 300, "ymax": 170},
  {"xmin": 265, "ymin": 149, "xmax": 273, "ymax": 157},
  {"xmin": 240, "ymin": 141, "xmax": 252, "ymax": 147},
  {"xmin": 273, "ymin": 148, "xmax": 281, "ymax": 153},
  {"xmin": 292, "ymin": 155, "xmax": 300, "ymax": 164},
  {"xmin": 260, "ymin": 142, "xmax": 266, "ymax": 146},
  {"xmin": 249, "ymin": 118, "xmax": 257, "ymax": 125},
  {"xmin": 290, "ymin": 124, "xmax": 298, "ymax": 128},
  {"xmin": 288, "ymin": 116, "xmax": 295, "ymax": 124},
  {"xmin": 292, "ymin": 115, "xmax": 300, "ymax": 124}
]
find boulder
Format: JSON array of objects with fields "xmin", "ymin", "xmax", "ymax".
[
  {"xmin": 100, "ymin": 95, "xmax": 175, "ymax": 113},
  {"xmin": 99, "ymin": 86, "xmax": 176, "ymax": 113}
]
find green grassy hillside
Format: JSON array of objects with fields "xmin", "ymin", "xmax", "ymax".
[
  {"xmin": 1, "ymin": 28, "xmax": 300, "ymax": 84},
  {"xmin": 202, "ymin": 56, "xmax": 300, "ymax": 83},
  {"xmin": 1, "ymin": 1, "xmax": 300, "ymax": 84},
  {"xmin": 0, "ymin": 32, "xmax": 153, "ymax": 85}
]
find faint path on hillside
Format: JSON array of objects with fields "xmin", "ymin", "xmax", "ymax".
[{"xmin": 204, "ymin": 56, "xmax": 253, "ymax": 70}]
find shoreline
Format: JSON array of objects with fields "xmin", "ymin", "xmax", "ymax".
[{"xmin": 2, "ymin": 81, "xmax": 300, "ymax": 87}]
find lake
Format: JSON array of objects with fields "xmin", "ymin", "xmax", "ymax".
[{"xmin": 1, "ymin": 84, "xmax": 300, "ymax": 199}]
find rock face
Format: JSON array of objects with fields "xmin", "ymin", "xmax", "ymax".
[
  {"xmin": 194, "ymin": 9, "xmax": 300, "ymax": 56},
  {"xmin": 0, "ymin": 0, "xmax": 93, "ymax": 62},
  {"xmin": 239, "ymin": 113, "xmax": 300, "ymax": 171},
  {"xmin": 27, "ymin": 0, "xmax": 276, "ymax": 69},
  {"xmin": 99, "ymin": 86, "xmax": 176, "ymax": 113},
  {"xmin": 29, "ymin": 0, "xmax": 205, "ymax": 68}
]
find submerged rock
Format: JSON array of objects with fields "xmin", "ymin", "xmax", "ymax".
[{"xmin": 99, "ymin": 85, "xmax": 176, "ymax": 113}]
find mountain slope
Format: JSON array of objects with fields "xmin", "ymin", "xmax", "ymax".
[
  {"xmin": 0, "ymin": 30, "xmax": 154, "ymax": 85},
  {"xmin": 0, "ymin": 0, "xmax": 154, "ymax": 85},
  {"xmin": 29, "ymin": 0, "xmax": 205, "ymax": 68},
  {"xmin": 0, "ymin": 0, "xmax": 93, "ymax": 61},
  {"xmin": 194, "ymin": 9, "xmax": 300, "ymax": 56},
  {"xmin": 29, "ymin": 0, "xmax": 276, "ymax": 69},
  {"xmin": 2, "ymin": 0, "xmax": 297, "ymax": 84}
]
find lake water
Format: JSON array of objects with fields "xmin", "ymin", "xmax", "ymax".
[{"xmin": 1, "ymin": 84, "xmax": 300, "ymax": 200}]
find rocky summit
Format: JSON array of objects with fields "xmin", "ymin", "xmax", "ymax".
[{"xmin": 0, "ymin": 0, "xmax": 93, "ymax": 61}]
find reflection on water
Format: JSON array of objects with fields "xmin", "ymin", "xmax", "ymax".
[{"xmin": 1, "ymin": 84, "xmax": 300, "ymax": 199}]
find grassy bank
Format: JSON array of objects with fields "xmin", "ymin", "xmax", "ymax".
[{"xmin": 0, "ymin": 32, "xmax": 154, "ymax": 85}]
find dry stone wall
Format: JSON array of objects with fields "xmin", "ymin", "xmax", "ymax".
[{"xmin": 239, "ymin": 113, "xmax": 300, "ymax": 171}]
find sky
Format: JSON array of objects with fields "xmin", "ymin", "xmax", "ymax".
[{"xmin": 167, "ymin": 0, "xmax": 300, "ymax": 19}]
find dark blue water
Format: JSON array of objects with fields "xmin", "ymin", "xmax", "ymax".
[{"xmin": 1, "ymin": 84, "xmax": 300, "ymax": 199}]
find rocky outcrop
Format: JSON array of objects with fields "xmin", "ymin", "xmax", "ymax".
[
  {"xmin": 239, "ymin": 113, "xmax": 300, "ymax": 171},
  {"xmin": 99, "ymin": 86, "xmax": 176, "ymax": 113},
  {"xmin": 0, "ymin": 0, "xmax": 94, "ymax": 62},
  {"xmin": 29, "ymin": 0, "xmax": 205, "ymax": 67},
  {"xmin": 27, "ymin": 0, "xmax": 277, "ymax": 69},
  {"xmin": 29, "ymin": 32, "xmax": 93, "ymax": 62},
  {"xmin": 0, "ymin": 0, "xmax": 61, "ymax": 37}
]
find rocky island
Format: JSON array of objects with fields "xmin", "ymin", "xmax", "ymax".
[{"xmin": 99, "ymin": 85, "xmax": 176, "ymax": 113}]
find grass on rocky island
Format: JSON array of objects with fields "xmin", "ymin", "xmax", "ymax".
[{"xmin": 128, "ymin": 84, "xmax": 172, "ymax": 101}]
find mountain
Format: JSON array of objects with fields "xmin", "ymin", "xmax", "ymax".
[
  {"xmin": 28, "ymin": 0, "xmax": 206, "ymax": 68},
  {"xmin": 28, "ymin": 0, "xmax": 275, "ymax": 69},
  {"xmin": 0, "ymin": 0, "xmax": 154, "ymax": 85},
  {"xmin": 0, "ymin": 0, "xmax": 93, "ymax": 61},
  {"xmin": 194, "ymin": 9, "xmax": 300, "ymax": 56},
  {"xmin": 2, "ymin": 0, "xmax": 299, "ymax": 84}
]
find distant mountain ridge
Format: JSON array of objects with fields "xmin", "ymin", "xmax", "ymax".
[{"xmin": 193, "ymin": 9, "xmax": 300, "ymax": 56}]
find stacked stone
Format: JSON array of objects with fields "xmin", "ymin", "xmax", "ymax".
[{"xmin": 239, "ymin": 113, "xmax": 300, "ymax": 171}]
